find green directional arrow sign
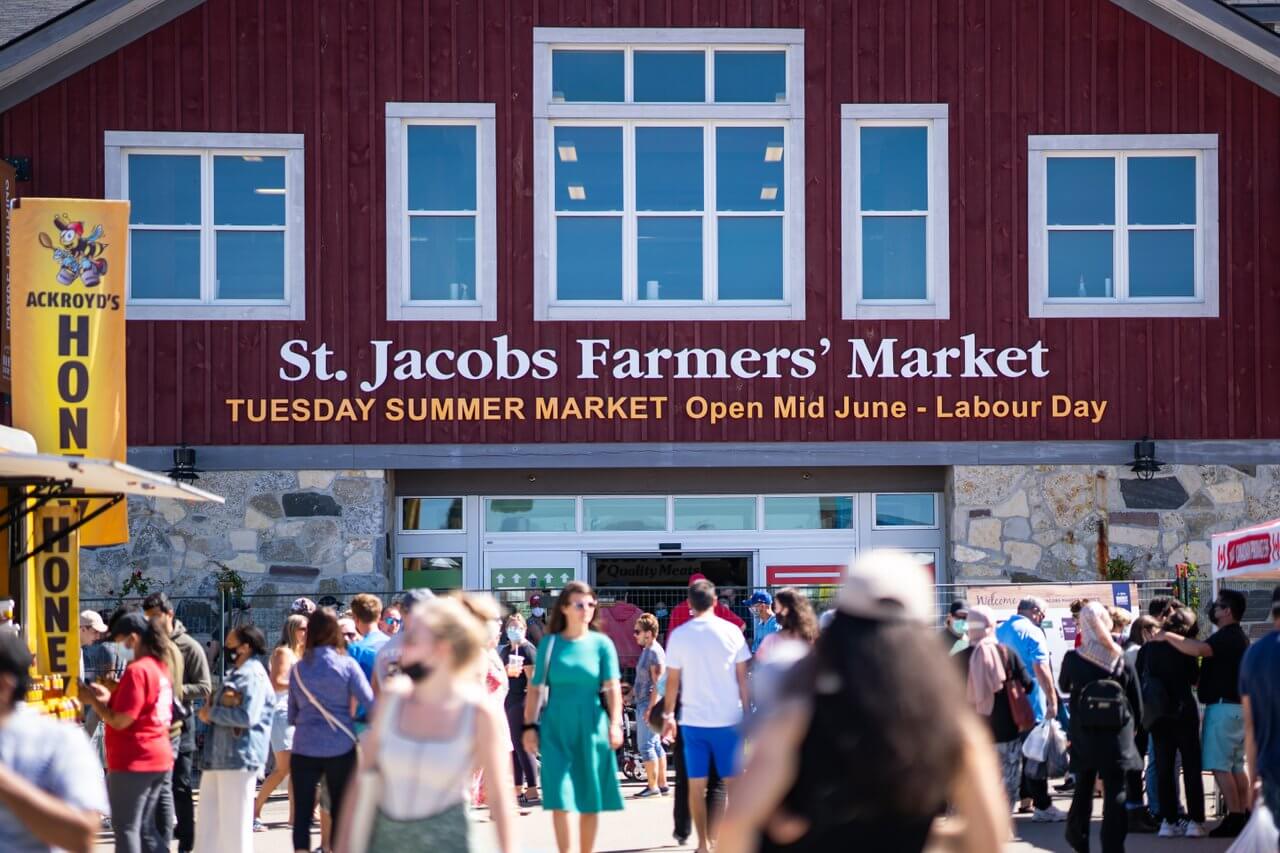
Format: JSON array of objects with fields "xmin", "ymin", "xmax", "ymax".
[{"xmin": 490, "ymin": 569, "xmax": 574, "ymax": 590}]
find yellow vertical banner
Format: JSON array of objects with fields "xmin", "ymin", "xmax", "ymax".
[
  {"xmin": 10, "ymin": 198, "xmax": 129, "ymax": 546},
  {"xmin": 31, "ymin": 504, "xmax": 80, "ymax": 692}
]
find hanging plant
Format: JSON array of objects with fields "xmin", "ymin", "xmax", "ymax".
[
  {"xmin": 1104, "ymin": 556, "xmax": 1135, "ymax": 581},
  {"xmin": 209, "ymin": 560, "xmax": 248, "ymax": 611}
]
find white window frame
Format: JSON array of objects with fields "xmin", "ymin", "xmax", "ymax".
[
  {"xmin": 398, "ymin": 496, "xmax": 466, "ymax": 534},
  {"xmin": 104, "ymin": 131, "xmax": 305, "ymax": 321},
  {"xmin": 760, "ymin": 494, "xmax": 857, "ymax": 532},
  {"xmin": 871, "ymin": 492, "xmax": 940, "ymax": 531},
  {"xmin": 1028, "ymin": 134, "xmax": 1219, "ymax": 319},
  {"xmin": 385, "ymin": 103, "xmax": 496, "ymax": 321},
  {"xmin": 533, "ymin": 28, "xmax": 805, "ymax": 321},
  {"xmin": 840, "ymin": 104, "xmax": 950, "ymax": 320},
  {"xmin": 398, "ymin": 553, "xmax": 466, "ymax": 590},
  {"xmin": 483, "ymin": 496, "xmax": 580, "ymax": 534}
]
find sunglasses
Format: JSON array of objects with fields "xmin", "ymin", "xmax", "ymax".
[{"xmin": 384, "ymin": 617, "xmax": 403, "ymax": 627}]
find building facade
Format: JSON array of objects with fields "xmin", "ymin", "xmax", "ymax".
[{"xmin": 2, "ymin": 0, "xmax": 1279, "ymax": 599}]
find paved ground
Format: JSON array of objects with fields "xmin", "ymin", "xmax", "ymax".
[{"xmin": 92, "ymin": 776, "xmax": 1237, "ymax": 852}]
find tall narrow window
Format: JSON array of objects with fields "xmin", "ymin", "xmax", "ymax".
[
  {"xmin": 1028, "ymin": 134, "xmax": 1218, "ymax": 318},
  {"xmin": 386, "ymin": 103, "xmax": 496, "ymax": 321},
  {"xmin": 841, "ymin": 104, "xmax": 949, "ymax": 320},
  {"xmin": 534, "ymin": 29, "xmax": 805, "ymax": 321},
  {"xmin": 105, "ymin": 132, "xmax": 305, "ymax": 320}
]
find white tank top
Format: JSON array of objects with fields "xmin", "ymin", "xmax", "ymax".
[{"xmin": 376, "ymin": 693, "xmax": 476, "ymax": 820}]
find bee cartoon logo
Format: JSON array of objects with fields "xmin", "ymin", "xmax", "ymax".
[{"xmin": 36, "ymin": 214, "xmax": 108, "ymax": 286}]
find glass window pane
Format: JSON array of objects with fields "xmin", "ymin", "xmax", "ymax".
[
  {"xmin": 130, "ymin": 230, "xmax": 200, "ymax": 299},
  {"xmin": 485, "ymin": 499, "xmax": 577, "ymax": 533},
  {"xmin": 409, "ymin": 216, "xmax": 476, "ymax": 301},
  {"xmin": 639, "ymin": 217, "xmax": 702, "ymax": 300},
  {"xmin": 673, "ymin": 497, "xmax": 756, "ymax": 531},
  {"xmin": 716, "ymin": 127, "xmax": 784, "ymax": 212},
  {"xmin": 128, "ymin": 154, "xmax": 200, "ymax": 225},
  {"xmin": 636, "ymin": 127, "xmax": 703, "ymax": 211},
  {"xmin": 714, "ymin": 51, "xmax": 786, "ymax": 102},
  {"xmin": 555, "ymin": 126, "xmax": 623, "ymax": 212},
  {"xmin": 1129, "ymin": 230, "xmax": 1195, "ymax": 298},
  {"xmin": 1047, "ymin": 230, "xmax": 1114, "ymax": 298},
  {"xmin": 1128, "ymin": 156, "xmax": 1196, "ymax": 226},
  {"xmin": 216, "ymin": 231, "xmax": 284, "ymax": 300},
  {"xmin": 1047, "ymin": 157, "xmax": 1115, "ymax": 225},
  {"xmin": 213, "ymin": 155, "xmax": 286, "ymax": 225},
  {"xmin": 860, "ymin": 127, "xmax": 928, "ymax": 212},
  {"xmin": 634, "ymin": 51, "xmax": 705, "ymax": 102},
  {"xmin": 402, "ymin": 556, "xmax": 463, "ymax": 591},
  {"xmin": 861, "ymin": 216, "xmax": 927, "ymax": 300},
  {"xmin": 763, "ymin": 496, "xmax": 854, "ymax": 530},
  {"xmin": 556, "ymin": 217, "xmax": 622, "ymax": 300},
  {"xmin": 401, "ymin": 497, "xmax": 463, "ymax": 531},
  {"xmin": 582, "ymin": 498, "xmax": 667, "ymax": 532},
  {"xmin": 718, "ymin": 217, "xmax": 782, "ymax": 300},
  {"xmin": 407, "ymin": 125, "xmax": 477, "ymax": 211},
  {"xmin": 875, "ymin": 493, "xmax": 936, "ymax": 527},
  {"xmin": 552, "ymin": 50, "xmax": 624, "ymax": 102}
]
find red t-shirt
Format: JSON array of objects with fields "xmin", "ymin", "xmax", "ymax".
[{"xmin": 104, "ymin": 655, "xmax": 174, "ymax": 772}]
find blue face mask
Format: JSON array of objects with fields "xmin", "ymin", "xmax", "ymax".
[
  {"xmin": 656, "ymin": 608, "xmax": 668, "ymax": 618},
  {"xmin": 506, "ymin": 627, "xmax": 524, "ymax": 642}
]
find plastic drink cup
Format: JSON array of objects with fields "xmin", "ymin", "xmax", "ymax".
[{"xmin": 506, "ymin": 654, "xmax": 524, "ymax": 677}]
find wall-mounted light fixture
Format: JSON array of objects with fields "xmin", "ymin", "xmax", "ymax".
[
  {"xmin": 165, "ymin": 444, "xmax": 203, "ymax": 483},
  {"xmin": 1129, "ymin": 438, "xmax": 1164, "ymax": 481}
]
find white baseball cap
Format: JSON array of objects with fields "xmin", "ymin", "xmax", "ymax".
[{"xmin": 836, "ymin": 549, "xmax": 934, "ymax": 624}]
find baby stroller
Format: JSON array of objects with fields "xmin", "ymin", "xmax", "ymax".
[{"xmin": 617, "ymin": 704, "xmax": 646, "ymax": 783}]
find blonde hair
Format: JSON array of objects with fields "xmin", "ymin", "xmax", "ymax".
[
  {"xmin": 279, "ymin": 613, "xmax": 308, "ymax": 654},
  {"xmin": 412, "ymin": 593, "xmax": 500, "ymax": 671},
  {"xmin": 635, "ymin": 613, "xmax": 659, "ymax": 636}
]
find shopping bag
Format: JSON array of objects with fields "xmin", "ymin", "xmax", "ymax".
[
  {"xmin": 1022, "ymin": 720, "xmax": 1052, "ymax": 762},
  {"xmin": 1043, "ymin": 720, "xmax": 1070, "ymax": 778},
  {"xmin": 1226, "ymin": 803, "xmax": 1280, "ymax": 853}
]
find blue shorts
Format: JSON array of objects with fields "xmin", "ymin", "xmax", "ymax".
[
  {"xmin": 635, "ymin": 715, "xmax": 663, "ymax": 763},
  {"xmin": 681, "ymin": 725, "xmax": 740, "ymax": 779},
  {"xmin": 1202, "ymin": 702, "xmax": 1246, "ymax": 773}
]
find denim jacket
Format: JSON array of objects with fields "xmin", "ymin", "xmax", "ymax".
[{"xmin": 201, "ymin": 657, "xmax": 273, "ymax": 772}]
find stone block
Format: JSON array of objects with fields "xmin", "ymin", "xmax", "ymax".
[
  {"xmin": 249, "ymin": 494, "xmax": 284, "ymax": 519},
  {"xmin": 333, "ymin": 477, "xmax": 382, "ymax": 507},
  {"xmin": 345, "ymin": 550, "xmax": 374, "ymax": 573},
  {"xmin": 297, "ymin": 519, "xmax": 344, "ymax": 566},
  {"xmin": 1042, "ymin": 470, "xmax": 1098, "ymax": 528},
  {"xmin": 1120, "ymin": 477, "xmax": 1190, "ymax": 510},
  {"xmin": 1004, "ymin": 541, "xmax": 1043, "ymax": 570},
  {"xmin": 1109, "ymin": 525, "xmax": 1159, "ymax": 548},
  {"xmin": 269, "ymin": 565, "xmax": 321, "ymax": 579},
  {"xmin": 1207, "ymin": 481, "xmax": 1245, "ymax": 505},
  {"xmin": 283, "ymin": 492, "xmax": 341, "ymax": 517},
  {"xmin": 298, "ymin": 470, "xmax": 336, "ymax": 490},
  {"xmin": 993, "ymin": 491, "xmax": 1030, "ymax": 518},
  {"xmin": 1232, "ymin": 465, "xmax": 1258, "ymax": 478},
  {"xmin": 342, "ymin": 502, "xmax": 385, "ymax": 536},
  {"xmin": 226, "ymin": 553, "xmax": 266, "ymax": 574},
  {"xmin": 1185, "ymin": 541, "xmax": 1212, "ymax": 567},
  {"xmin": 254, "ymin": 470, "xmax": 300, "ymax": 492},
  {"xmin": 1003, "ymin": 517, "xmax": 1032, "ymax": 541},
  {"xmin": 968, "ymin": 517, "xmax": 1003, "ymax": 551},
  {"xmin": 340, "ymin": 469, "xmax": 384, "ymax": 479},
  {"xmin": 259, "ymin": 535, "xmax": 306, "ymax": 563},
  {"xmin": 952, "ymin": 467, "xmax": 1024, "ymax": 507},
  {"xmin": 968, "ymin": 509, "xmax": 992, "ymax": 518},
  {"xmin": 244, "ymin": 507, "xmax": 274, "ymax": 530},
  {"xmin": 338, "ymin": 573, "xmax": 388, "ymax": 593},
  {"xmin": 156, "ymin": 499, "xmax": 188, "ymax": 525},
  {"xmin": 953, "ymin": 545, "xmax": 985, "ymax": 563},
  {"xmin": 167, "ymin": 535, "xmax": 188, "ymax": 553},
  {"xmin": 1110, "ymin": 511, "xmax": 1159, "ymax": 527},
  {"xmin": 229, "ymin": 530, "xmax": 257, "ymax": 551},
  {"xmin": 131, "ymin": 524, "xmax": 173, "ymax": 558}
]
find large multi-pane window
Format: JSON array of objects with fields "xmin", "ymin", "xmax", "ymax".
[
  {"xmin": 105, "ymin": 132, "xmax": 305, "ymax": 320},
  {"xmin": 534, "ymin": 29, "xmax": 805, "ymax": 320},
  {"xmin": 1028, "ymin": 135, "xmax": 1218, "ymax": 318},
  {"xmin": 841, "ymin": 105, "xmax": 949, "ymax": 320},
  {"xmin": 386, "ymin": 103, "xmax": 497, "ymax": 320}
]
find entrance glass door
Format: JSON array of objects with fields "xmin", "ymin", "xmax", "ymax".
[{"xmin": 590, "ymin": 553, "xmax": 752, "ymax": 588}]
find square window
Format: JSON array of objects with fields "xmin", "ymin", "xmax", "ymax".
[
  {"xmin": 401, "ymin": 497, "xmax": 464, "ymax": 531},
  {"xmin": 1029, "ymin": 136, "xmax": 1216, "ymax": 318},
  {"xmin": 713, "ymin": 51, "xmax": 786, "ymax": 103},
  {"xmin": 634, "ymin": 51, "xmax": 705, "ymax": 102},
  {"xmin": 718, "ymin": 217, "xmax": 783, "ymax": 300},
  {"xmin": 842, "ymin": 105, "xmax": 949, "ymax": 318},
  {"xmin": 552, "ymin": 50, "xmax": 625, "ymax": 102},
  {"xmin": 874, "ymin": 493, "xmax": 936, "ymax": 528},
  {"xmin": 402, "ymin": 556, "xmax": 463, "ymax": 591},
  {"xmin": 409, "ymin": 216, "xmax": 477, "ymax": 301},
  {"xmin": 763, "ymin": 496, "xmax": 853, "ymax": 530},
  {"xmin": 386, "ymin": 104, "xmax": 496, "ymax": 320},
  {"xmin": 108, "ymin": 134, "xmax": 304, "ymax": 320},
  {"xmin": 535, "ymin": 29, "xmax": 804, "ymax": 321},
  {"xmin": 673, "ymin": 497, "xmax": 756, "ymax": 531},
  {"xmin": 485, "ymin": 499, "xmax": 577, "ymax": 533}
]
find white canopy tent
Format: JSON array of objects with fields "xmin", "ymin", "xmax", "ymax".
[{"xmin": 1210, "ymin": 519, "xmax": 1280, "ymax": 592}]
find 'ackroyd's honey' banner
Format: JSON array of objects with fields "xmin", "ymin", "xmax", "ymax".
[{"xmin": 10, "ymin": 198, "xmax": 129, "ymax": 546}]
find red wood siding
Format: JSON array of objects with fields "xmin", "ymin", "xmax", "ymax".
[{"xmin": 3, "ymin": 0, "xmax": 1278, "ymax": 446}]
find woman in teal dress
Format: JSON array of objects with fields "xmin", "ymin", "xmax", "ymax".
[{"xmin": 523, "ymin": 581, "xmax": 624, "ymax": 853}]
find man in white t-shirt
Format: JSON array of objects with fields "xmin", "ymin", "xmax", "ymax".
[{"xmin": 662, "ymin": 579, "xmax": 751, "ymax": 853}]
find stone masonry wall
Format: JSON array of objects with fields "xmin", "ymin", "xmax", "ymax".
[
  {"xmin": 79, "ymin": 469, "xmax": 392, "ymax": 599},
  {"xmin": 947, "ymin": 464, "xmax": 1280, "ymax": 582}
]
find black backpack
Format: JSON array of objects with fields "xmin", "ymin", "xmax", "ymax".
[{"xmin": 1079, "ymin": 669, "xmax": 1130, "ymax": 732}]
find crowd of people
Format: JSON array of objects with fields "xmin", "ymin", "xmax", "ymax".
[{"xmin": 8, "ymin": 559, "xmax": 1280, "ymax": 852}]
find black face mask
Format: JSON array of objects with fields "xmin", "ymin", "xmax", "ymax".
[
  {"xmin": 1208, "ymin": 604, "xmax": 1220, "ymax": 626},
  {"xmin": 400, "ymin": 661, "xmax": 431, "ymax": 682}
]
